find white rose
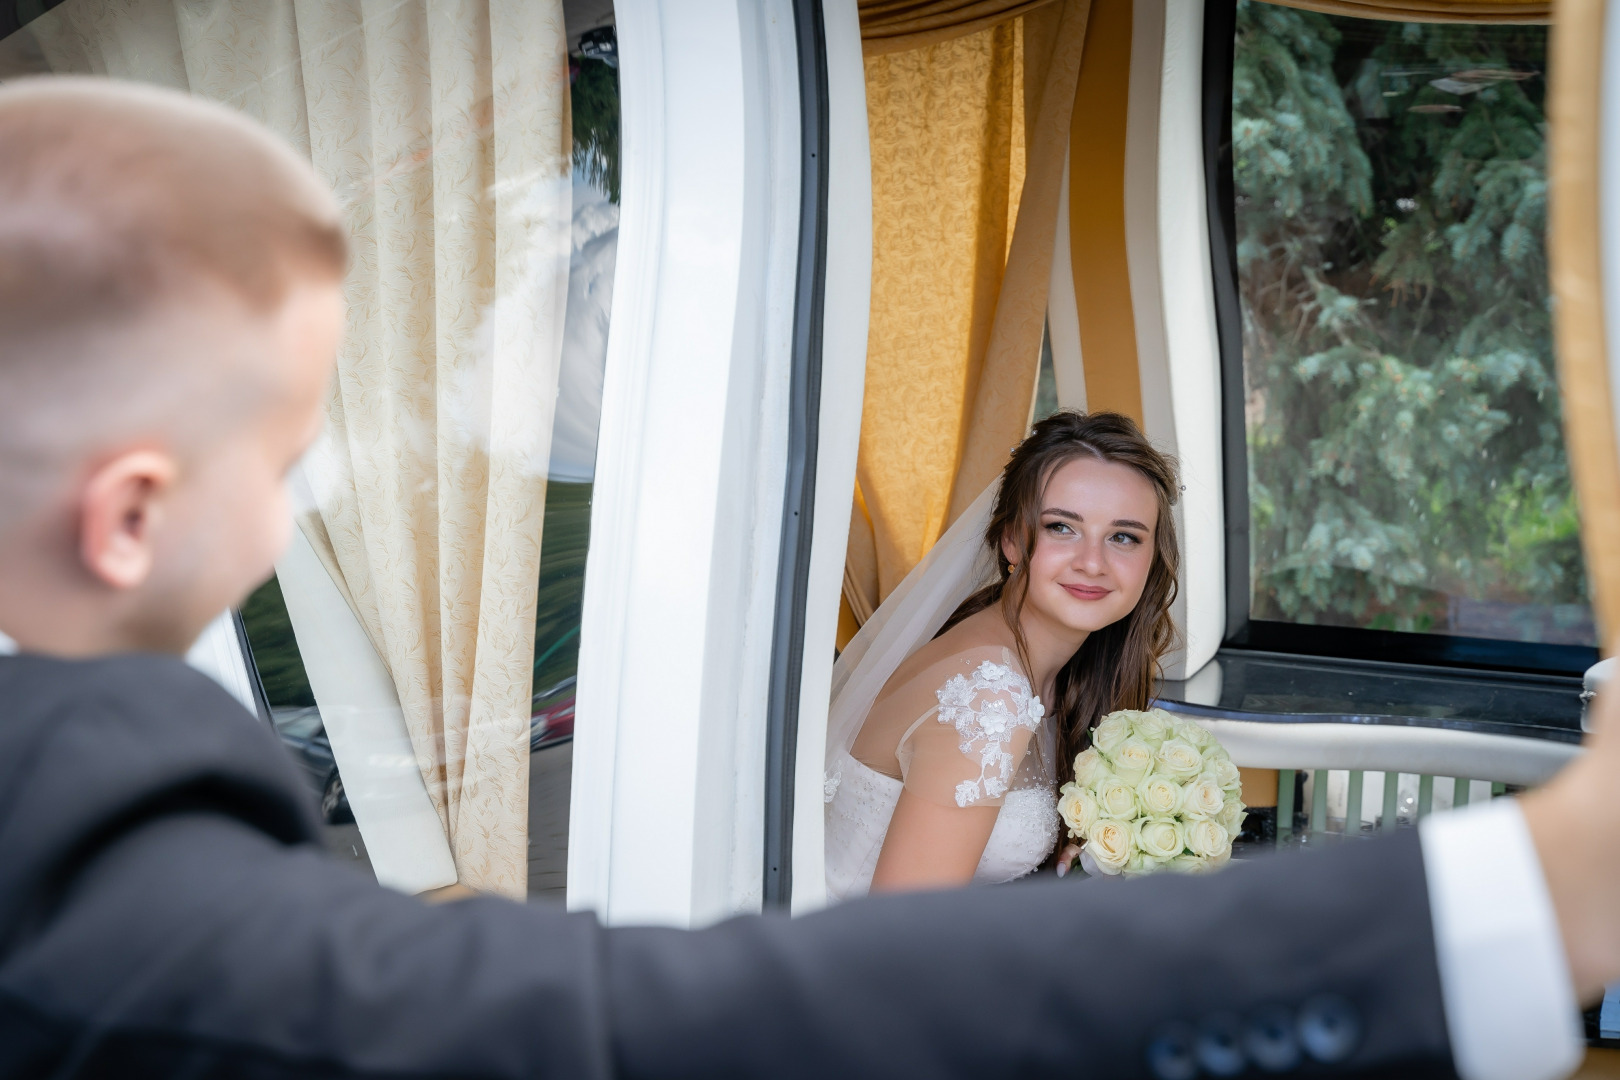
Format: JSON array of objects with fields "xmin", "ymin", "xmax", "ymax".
[
  {"xmin": 1091, "ymin": 713, "xmax": 1132, "ymax": 755},
  {"xmin": 1183, "ymin": 774, "xmax": 1226, "ymax": 819},
  {"xmin": 1134, "ymin": 816, "xmax": 1186, "ymax": 860},
  {"xmin": 1095, "ymin": 775, "xmax": 1138, "ymax": 819},
  {"xmin": 1110, "ymin": 738, "xmax": 1156, "ymax": 784},
  {"xmin": 1126, "ymin": 851, "xmax": 1169, "ymax": 876},
  {"xmin": 1058, "ymin": 785, "xmax": 1100, "ymax": 838},
  {"xmin": 1167, "ymin": 853, "xmax": 1207, "ymax": 874},
  {"xmin": 1086, "ymin": 820, "xmax": 1133, "ymax": 873},
  {"xmin": 1136, "ymin": 773, "xmax": 1183, "ymax": 817},
  {"xmin": 1176, "ymin": 719, "xmax": 1217, "ymax": 752},
  {"xmin": 1211, "ymin": 756, "xmax": 1243, "ymax": 793},
  {"xmin": 1072, "ymin": 747, "xmax": 1106, "ymax": 787},
  {"xmin": 1131, "ymin": 710, "xmax": 1169, "ymax": 747},
  {"xmin": 1218, "ymin": 798, "xmax": 1247, "ymax": 839},
  {"xmin": 1185, "ymin": 818, "xmax": 1233, "ymax": 862},
  {"xmin": 1156, "ymin": 738, "xmax": 1205, "ymax": 782}
]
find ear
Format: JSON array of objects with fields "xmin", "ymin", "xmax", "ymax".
[
  {"xmin": 78, "ymin": 449, "xmax": 179, "ymax": 590},
  {"xmin": 999, "ymin": 530, "xmax": 1020, "ymax": 569}
]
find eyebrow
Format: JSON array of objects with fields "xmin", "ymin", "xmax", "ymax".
[{"xmin": 1041, "ymin": 508, "xmax": 1151, "ymax": 531}]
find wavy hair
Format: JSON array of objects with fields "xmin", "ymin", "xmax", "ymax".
[{"xmin": 938, "ymin": 410, "xmax": 1181, "ymax": 782}]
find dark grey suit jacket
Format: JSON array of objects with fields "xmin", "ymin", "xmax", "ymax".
[{"xmin": 0, "ymin": 654, "xmax": 1456, "ymax": 1078}]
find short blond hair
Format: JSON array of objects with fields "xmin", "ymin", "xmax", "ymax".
[{"xmin": 0, "ymin": 78, "xmax": 347, "ymax": 531}]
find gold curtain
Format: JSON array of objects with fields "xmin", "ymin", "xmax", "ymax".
[
  {"xmin": 15, "ymin": 0, "xmax": 572, "ymax": 896},
  {"xmin": 842, "ymin": 0, "xmax": 1090, "ymax": 641},
  {"xmin": 860, "ymin": 0, "xmax": 1058, "ymax": 54},
  {"xmin": 1549, "ymin": 0, "xmax": 1620, "ymax": 645},
  {"xmin": 1261, "ymin": 0, "xmax": 1548, "ymax": 22}
]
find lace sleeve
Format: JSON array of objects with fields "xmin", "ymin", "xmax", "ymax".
[{"xmin": 897, "ymin": 658, "xmax": 1046, "ymax": 809}]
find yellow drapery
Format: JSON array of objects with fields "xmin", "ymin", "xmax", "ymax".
[
  {"xmin": 1261, "ymin": 0, "xmax": 1548, "ymax": 22},
  {"xmin": 842, "ymin": 0, "xmax": 1090, "ymax": 643},
  {"xmin": 1549, "ymin": 0, "xmax": 1620, "ymax": 644},
  {"xmin": 860, "ymin": 0, "xmax": 1058, "ymax": 54},
  {"xmin": 9, "ymin": 0, "xmax": 572, "ymax": 897}
]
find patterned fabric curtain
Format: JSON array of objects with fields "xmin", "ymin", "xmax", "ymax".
[
  {"xmin": 1260, "ymin": 0, "xmax": 1547, "ymax": 22},
  {"xmin": 17, "ymin": 0, "xmax": 571, "ymax": 897},
  {"xmin": 860, "ymin": 0, "xmax": 1059, "ymax": 54},
  {"xmin": 843, "ymin": 0, "xmax": 1089, "ymax": 639}
]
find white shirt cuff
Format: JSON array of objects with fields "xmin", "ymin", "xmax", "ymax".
[{"xmin": 1420, "ymin": 798, "xmax": 1584, "ymax": 1080}]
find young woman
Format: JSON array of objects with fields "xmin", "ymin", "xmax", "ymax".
[{"xmin": 825, "ymin": 411, "xmax": 1180, "ymax": 898}]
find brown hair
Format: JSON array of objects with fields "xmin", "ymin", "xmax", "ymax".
[{"xmin": 938, "ymin": 410, "xmax": 1181, "ymax": 782}]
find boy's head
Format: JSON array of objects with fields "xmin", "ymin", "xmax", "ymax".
[{"xmin": 0, "ymin": 78, "xmax": 347, "ymax": 656}]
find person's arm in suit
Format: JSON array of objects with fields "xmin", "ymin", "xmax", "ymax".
[{"xmin": 0, "ymin": 652, "xmax": 1602, "ymax": 1079}]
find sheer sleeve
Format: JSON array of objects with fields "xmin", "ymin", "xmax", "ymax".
[{"xmin": 896, "ymin": 657, "xmax": 1046, "ymax": 809}]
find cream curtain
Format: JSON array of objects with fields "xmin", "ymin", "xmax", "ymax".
[
  {"xmin": 14, "ymin": 0, "xmax": 571, "ymax": 896},
  {"xmin": 843, "ymin": 0, "xmax": 1089, "ymax": 640}
]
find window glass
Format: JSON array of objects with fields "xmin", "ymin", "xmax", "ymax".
[
  {"xmin": 1232, "ymin": 3, "xmax": 1591, "ymax": 646},
  {"xmin": 1, "ymin": 0, "xmax": 619, "ymax": 899}
]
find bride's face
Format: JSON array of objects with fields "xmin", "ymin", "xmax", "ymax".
[{"xmin": 1003, "ymin": 455, "xmax": 1160, "ymax": 637}]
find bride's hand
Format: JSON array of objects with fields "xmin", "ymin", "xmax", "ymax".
[{"xmin": 1054, "ymin": 843, "xmax": 1083, "ymax": 878}]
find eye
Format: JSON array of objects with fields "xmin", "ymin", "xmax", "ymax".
[
  {"xmin": 1044, "ymin": 520, "xmax": 1075, "ymax": 536},
  {"xmin": 1110, "ymin": 531, "xmax": 1144, "ymax": 547}
]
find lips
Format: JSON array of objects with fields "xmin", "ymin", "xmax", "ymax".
[{"xmin": 1062, "ymin": 583, "xmax": 1111, "ymax": 601}]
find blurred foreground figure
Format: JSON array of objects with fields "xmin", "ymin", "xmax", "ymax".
[{"xmin": 0, "ymin": 79, "xmax": 1615, "ymax": 1079}]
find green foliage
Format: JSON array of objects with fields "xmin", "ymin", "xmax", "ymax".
[
  {"xmin": 1235, "ymin": 3, "xmax": 1588, "ymax": 640},
  {"xmin": 533, "ymin": 481, "xmax": 592, "ymax": 701},
  {"xmin": 240, "ymin": 575, "xmax": 315, "ymax": 709},
  {"xmin": 572, "ymin": 58, "xmax": 620, "ymax": 203}
]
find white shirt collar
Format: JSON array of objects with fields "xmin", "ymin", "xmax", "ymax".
[{"xmin": 0, "ymin": 629, "xmax": 16, "ymax": 656}]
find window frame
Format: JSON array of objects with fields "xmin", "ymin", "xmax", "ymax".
[{"xmin": 1201, "ymin": 0, "xmax": 1599, "ymax": 677}]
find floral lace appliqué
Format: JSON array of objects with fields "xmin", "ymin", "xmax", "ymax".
[{"xmin": 935, "ymin": 660, "xmax": 1045, "ymax": 807}]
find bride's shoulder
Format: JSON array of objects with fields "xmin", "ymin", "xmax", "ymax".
[{"xmin": 880, "ymin": 623, "xmax": 1031, "ymax": 706}]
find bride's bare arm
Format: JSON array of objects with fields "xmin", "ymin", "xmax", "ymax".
[{"xmin": 869, "ymin": 794, "xmax": 1000, "ymax": 892}]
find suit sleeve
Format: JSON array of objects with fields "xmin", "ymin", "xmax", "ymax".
[{"xmin": 11, "ymin": 790, "xmax": 1455, "ymax": 1079}]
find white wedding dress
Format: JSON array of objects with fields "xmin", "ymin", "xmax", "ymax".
[{"xmin": 823, "ymin": 483, "xmax": 1060, "ymax": 902}]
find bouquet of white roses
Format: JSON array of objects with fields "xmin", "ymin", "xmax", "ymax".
[{"xmin": 1058, "ymin": 708, "xmax": 1246, "ymax": 877}]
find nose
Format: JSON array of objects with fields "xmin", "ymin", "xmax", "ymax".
[{"xmin": 1074, "ymin": 532, "xmax": 1107, "ymax": 576}]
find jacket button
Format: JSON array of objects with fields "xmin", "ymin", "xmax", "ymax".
[
  {"xmin": 1196, "ymin": 1014, "xmax": 1248, "ymax": 1077},
  {"xmin": 1298, "ymin": 996, "xmax": 1361, "ymax": 1064},
  {"xmin": 1246, "ymin": 1006, "xmax": 1302, "ymax": 1073},
  {"xmin": 1146, "ymin": 1023, "xmax": 1199, "ymax": 1080}
]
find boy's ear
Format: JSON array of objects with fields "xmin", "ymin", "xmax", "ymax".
[{"xmin": 79, "ymin": 449, "xmax": 178, "ymax": 590}]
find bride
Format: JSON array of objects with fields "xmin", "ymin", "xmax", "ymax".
[{"xmin": 825, "ymin": 411, "xmax": 1181, "ymax": 898}]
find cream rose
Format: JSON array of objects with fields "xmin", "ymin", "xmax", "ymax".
[
  {"xmin": 1092, "ymin": 713, "xmax": 1132, "ymax": 754},
  {"xmin": 1058, "ymin": 785, "xmax": 1100, "ymax": 838},
  {"xmin": 1072, "ymin": 747, "xmax": 1106, "ymax": 787},
  {"xmin": 1183, "ymin": 774, "xmax": 1226, "ymax": 818},
  {"xmin": 1134, "ymin": 816, "xmax": 1186, "ymax": 860},
  {"xmin": 1131, "ymin": 710, "xmax": 1169, "ymax": 746},
  {"xmin": 1126, "ymin": 851, "xmax": 1168, "ymax": 876},
  {"xmin": 1094, "ymin": 775, "xmax": 1138, "ymax": 819},
  {"xmin": 1186, "ymin": 817, "xmax": 1232, "ymax": 862},
  {"xmin": 1086, "ymin": 820, "xmax": 1133, "ymax": 873},
  {"xmin": 1176, "ymin": 720, "xmax": 1217, "ymax": 752},
  {"xmin": 1211, "ymin": 756, "xmax": 1243, "ymax": 793},
  {"xmin": 1168, "ymin": 853, "xmax": 1207, "ymax": 874},
  {"xmin": 1110, "ymin": 737, "xmax": 1156, "ymax": 784},
  {"xmin": 1155, "ymin": 738, "xmax": 1205, "ymax": 782},
  {"xmin": 1136, "ymin": 773, "xmax": 1183, "ymax": 817},
  {"xmin": 1218, "ymin": 798, "xmax": 1247, "ymax": 839}
]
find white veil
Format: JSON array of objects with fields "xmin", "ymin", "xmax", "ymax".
[{"xmin": 825, "ymin": 481, "xmax": 1001, "ymax": 773}]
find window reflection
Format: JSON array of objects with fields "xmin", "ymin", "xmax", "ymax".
[
  {"xmin": 1233, "ymin": 4, "xmax": 1589, "ymax": 645},
  {"xmin": 0, "ymin": 0, "xmax": 619, "ymax": 898}
]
